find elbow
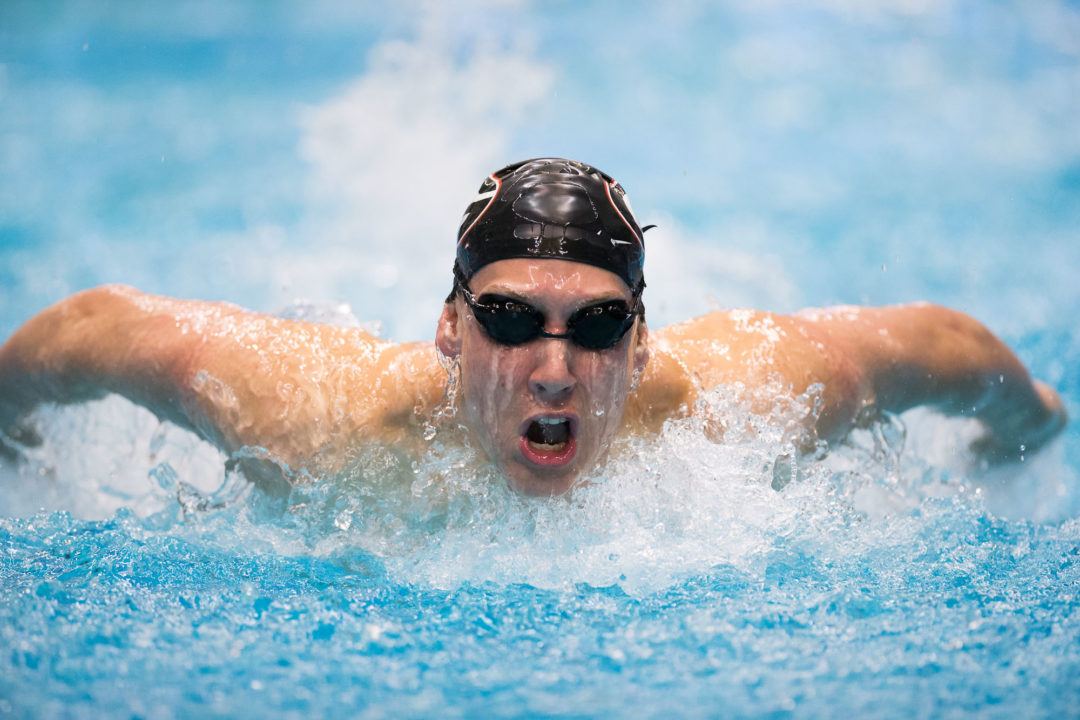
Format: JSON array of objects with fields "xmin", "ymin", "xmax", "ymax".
[
  {"xmin": 67, "ymin": 284, "xmax": 144, "ymax": 315},
  {"xmin": 914, "ymin": 303, "xmax": 987, "ymax": 340},
  {"xmin": 58, "ymin": 285, "xmax": 162, "ymax": 339},
  {"xmin": 917, "ymin": 305, "xmax": 1012, "ymax": 377},
  {"xmin": 930, "ymin": 305, "xmax": 1000, "ymax": 347}
]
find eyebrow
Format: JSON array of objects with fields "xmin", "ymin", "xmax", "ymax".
[{"xmin": 475, "ymin": 287, "xmax": 629, "ymax": 310}]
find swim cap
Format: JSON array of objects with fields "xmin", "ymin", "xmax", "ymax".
[{"xmin": 455, "ymin": 158, "xmax": 646, "ymax": 292}]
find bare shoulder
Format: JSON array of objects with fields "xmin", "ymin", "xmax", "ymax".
[
  {"xmin": 21, "ymin": 285, "xmax": 448, "ymax": 470},
  {"xmin": 167, "ymin": 295, "xmax": 445, "ymax": 466},
  {"xmin": 651, "ymin": 308, "xmax": 861, "ymax": 388},
  {"xmin": 631, "ymin": 308, "xmax": 872, "ymax": 439}
]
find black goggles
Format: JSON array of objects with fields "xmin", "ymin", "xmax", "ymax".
[{"xmin": 454, "ymin": 276, "xmax": 642, "ymax": 350}]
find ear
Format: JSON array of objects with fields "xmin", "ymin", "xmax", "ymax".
[
  {"xmin": 435, "ymin": 300, "xmax": 462, "ymax": 358},
  {"xmin": 632, "ymin": 321, "xmax": 650, "ymax": 377}
]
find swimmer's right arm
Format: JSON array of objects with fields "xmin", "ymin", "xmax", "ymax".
[
  {"xmin": 0, "ymin": 285, "xmax": 445, "ymax": 468},
  {"xmin": 0, "ymin": 285, "xmax": 197, "ymax": 435}
]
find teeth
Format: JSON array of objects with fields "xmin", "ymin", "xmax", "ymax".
[{"xmin": 526, "ymin": 416, "xmax": 572, "ymax": 450}]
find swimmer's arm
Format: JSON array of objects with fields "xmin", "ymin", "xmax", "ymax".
[
  {"xmin": 802, "ymin": 303, "xmax": 1067, "ymax": 461},
  {"xmin": 0, "ymin": 285, "xmax": 443, "ymax": 468},
  {"xmin": 0, "ymin": 285, "xmax": 200, "ymax": 435}
]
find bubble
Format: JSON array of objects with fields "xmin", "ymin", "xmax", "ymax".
[{"xmin": 1, "ymin": 369, "xmax": 1075, "ymax": 598}]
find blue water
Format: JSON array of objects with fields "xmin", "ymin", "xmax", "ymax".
[
  {"xmin": 2, "ymin": 1, "xmax": 1079, "ymax": 717},
  {"xmin": 3, "ymin": 507, "xmax": 1077, "ymax": 718}
]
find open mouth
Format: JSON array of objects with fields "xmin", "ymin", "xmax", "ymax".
[{"xmin": 519, "ymin": 415, "xmax": 578, "ymax": 468}]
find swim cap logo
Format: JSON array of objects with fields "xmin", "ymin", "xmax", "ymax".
[
  {"xmin": 454, "ymin": 158, "xmax": 646, "ymax": 292},
  {"xmin": 512, "ymin": 181, "xmax": 598, "ymax": 226}
]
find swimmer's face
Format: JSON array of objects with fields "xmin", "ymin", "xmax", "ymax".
[{"xmin": 436, "ymin": 259, "xmax": 648, "ymax": 496}]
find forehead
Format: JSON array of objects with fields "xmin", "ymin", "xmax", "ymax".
[{"xmin": 469, "ymin": 259, "xmax": 631, "ymax": 301}]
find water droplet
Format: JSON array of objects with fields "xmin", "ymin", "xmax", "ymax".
[
  {"xmin": 771, "ymin": 453, "xmax": 795, "ymax": 491},
  {"xmin": 334, "ymin": 510, "xmax": 353, "ymax": 531}
]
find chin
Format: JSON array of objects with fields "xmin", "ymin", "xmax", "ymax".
[{"xmin": 503, "ymin": 463, "xmax": 581, "ymax": 497}]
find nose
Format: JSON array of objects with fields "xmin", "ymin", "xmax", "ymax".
[{"xmin": 528, "ymin": 338, "xmax": 576, "ymax": 404}]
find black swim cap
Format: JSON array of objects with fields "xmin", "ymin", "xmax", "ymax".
[{"xmin": 455, "ymin": 158, "xmax": 646, "ymax": 292}]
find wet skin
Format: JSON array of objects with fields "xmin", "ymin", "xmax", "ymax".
[
  {"xmin": 435, "ymin": 260, "xmax": 648, "ymax": 496},
  {"xmin": 0, "ymin": 267, "xmax": 1068, "ymax": 494}
]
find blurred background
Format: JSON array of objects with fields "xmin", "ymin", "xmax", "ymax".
[
  {"xmin": 2, "ymin": 7, "xmax": 1079, "ymax": 714},
  {"xmin": 1, "ymin": 0, "xmax": 1078, "ymax": 349}
]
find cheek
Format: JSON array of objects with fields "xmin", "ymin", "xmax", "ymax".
[
  {"xmin": 576, "ymin": 350, "xmax": 634, "ymax": 426},
  {"xmin": 460, "ymin": 336, "xmax": 531, "ymax": 436}
]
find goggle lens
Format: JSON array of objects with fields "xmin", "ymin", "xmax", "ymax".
[
  {"xmin": 563, "ymin": 301, "xmax": 636, "ymax": 350},
  {"xmin": 472, "ymin": 299, "xmax": 545, "ymax": 346},
  {"xmin": 463, "ymin": 289, "xmax": 639, "ymax": 350}
]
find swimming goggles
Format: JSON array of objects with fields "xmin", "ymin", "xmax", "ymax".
[{"xmin": 454, "ymin": 276, "xmax": 642, "ymax": 350}]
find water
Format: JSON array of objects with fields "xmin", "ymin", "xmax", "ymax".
[
  {"xmin": 2, "ymin": 1, "xmax": 1079, "ymax": 717},
  {"xmin": 2, "ymin": 386, "xmax": 1077, "ymax": 717},
  {"xmin": 3, "ymin": 507, "xmax": 1076, "ymax": 718}
]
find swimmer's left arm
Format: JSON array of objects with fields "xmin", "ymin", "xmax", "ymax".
[
  {"xmin": 799, "ymin": 303, "xmax": 1067, "ymax": 461},
  {"xmin": 647, "ymin": 304, "xmax": 1065, "ymax": 462}
]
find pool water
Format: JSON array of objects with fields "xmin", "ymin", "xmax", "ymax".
[{"xmin": 2, "ymin": 2, "xmax": 1079, "ymax": 717}]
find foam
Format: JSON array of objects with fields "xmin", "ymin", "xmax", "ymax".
[{"xmin": 2, "ymin": 369, "xmax": 1071, "ymax": 596}]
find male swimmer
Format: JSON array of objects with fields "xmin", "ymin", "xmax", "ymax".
[{"xmin": 0, "ymin": 159, "xmax": 1068, "ymax": 496}]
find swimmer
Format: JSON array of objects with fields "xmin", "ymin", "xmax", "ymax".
[{"xmin": 0, "ymin": 158, "xmax": 1067, "ymax": 496}]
